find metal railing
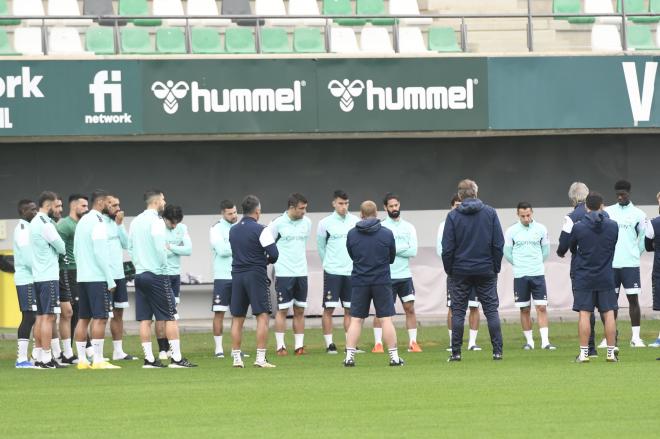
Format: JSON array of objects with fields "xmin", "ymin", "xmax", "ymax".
[{"xmin": 4, "ymin": 1, "xmax": 659, "ymax": 55}]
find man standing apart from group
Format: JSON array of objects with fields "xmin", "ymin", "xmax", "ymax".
[
  {"xmin": 373, "ymin": 193, "xmax": 422, "ymax": 353},
  {"xmin": 344, "ymin": 201, "xmax": 401, "ymax": 367},
  {"xmin": 442, "ymin": 179, "xmax": 504, "ymax": 362},
  {"xmin": 644, "ymin": 192, "xmax": 660, "ymax": 355},
  {"xmin": 504, "ymin": 202, "xmax": 555, "ymax": 350},
  {"xmin": 604, "ymin": 180, "xmax": 647, "ymax": 348},
  {"xmin": 569, "ymin": 193, "xmax": 619, "ymax": 363},
  {"xmin": 317, "ymin": 190, "xmax": 360, "ymax": 354},
  {"xmin": 270, "ymin": 193, "xmax": 312, "ymax": 356}
]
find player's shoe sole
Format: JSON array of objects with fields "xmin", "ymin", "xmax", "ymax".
[
  {"xmin": 253, "ymin": 361, "xmax": 276, "ymax": 368},
  {"xmin": 468, "ymin": 345, "xmax": 482, "ymax": 351},
  {"xmin": 575, "ymin": 356, "xmax": 590, "ymax": 363},
  {"xmin": 542, "ymin": 344, "xmax": 557, "ymax": 350},
  {"xmin": 215, "ymin": 352, "xmax": 225, "ymax": 359},
  {"xmin": 15, "ymin": 361, "xmax": 34, "ymax": 368},
  {"xmin": 169, "ymin": 357, "xmax": 198, "ymax": 368}
]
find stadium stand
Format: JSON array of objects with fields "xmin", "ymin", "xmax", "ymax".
[
  {"xmin": 359, "ymin": 24, "xmax": 394, "ymax": 52},
  {"xmin": 591, "ymin": 23, "xmax": 622, "ymax": 50}
]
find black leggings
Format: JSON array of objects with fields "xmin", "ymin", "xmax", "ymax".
[{"xmin": 17, "ymin": 311, "xmax": 36, "ymax": 339}]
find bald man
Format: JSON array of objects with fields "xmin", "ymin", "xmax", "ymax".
[{"xmin": 344, "ymin": 201, "xmax": 402, "ymax": 367}]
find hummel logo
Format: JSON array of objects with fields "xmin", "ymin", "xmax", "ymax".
[
  {"xmin": 151, "ymin": 80, "xmax": 190, "ymax": 115},
  {"xmin": 328, "ymin": 79, "xmax": 365, "ymax": 112}
]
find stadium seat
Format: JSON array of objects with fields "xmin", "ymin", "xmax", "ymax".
[
  {"xmin": 428, "ymin": 26, "xmax": 461, "ymax": 52},
  {"xmin": 85, "ymin": 26, "xmax": 116, "ymax": 54},
  {"xmin": 84, "ymin": 0, "xmax": 125, "ymax": 26},
  {"xmin": 360, "ymin": 26, "xmax": 394, "ymax": 53},
  {"xmin": 293, "ymin": 27, "xmax": 325, "ymax": 52},
  {"xmin": 14, "ymin": 27, "xmax": 44, "ymax": 55},
  {"xmin": 626, "ymin": 23, "xmax": 655, "ymax": 49},
  {"xmin": 288, "ymin": 0, "xmax": 325, "ymax": 26},
  {"xmin": 323, "ymin": 0, "xmax": 368, "ymax": 26},
  {"xmin": 256, "ymin": 0, "xmax": 297, "ymax": 26},
  {"xmin": 225, "ymin": 26, "xmax": 256, "ymax": 53},
  {"xmin": 156, "ymin": 26, "xmax": 187, "ymax": 53},
  {"xmin": 13, "ymin": 0, "xmax": 46, "ymax": 26},
  {"xmin": 153, "ymin": 0, "xmax": 186, "ymax": 26},
  {"xmin": 0, "ymin": 29, "xmax": 19, "ymax": 54},
  {"xmin": 652, "ymin": 0, "xmax": 660, "ymax": 15},
  {"xmin": 119, "ymin": 0, "xmax": 162, "ymax": 26},
  {"xmin": 187, "ymin": 0, "xmax": 231, "ymax": 26},
  {"xmin": 617, "ymin": 0, "xmax": 660, "ymax": 23},
  {"xmin": 358, "ymin": 0, "xmax": 395, "ymax": 26},
  {"xmin": 591, "ymin": 24, "xmax": 623, "ymax": 51},
  {"xmin": 48, "ymin": 27, "xmax": 87, "ymax": 54},
  {"xmin": 260, "ymin": 27, "xmax": 292, "ymax": 53},
  {"xmin": 0, "ymin": 0, "xmax": 21, "ymax": 26},
  {"xmin": 397, "ymin": 26, "xmax": 428, "ymax": 53},
  {"xmin": 389, "ymin": 0, "xmax": 432, "ymax": 25},
  {"xmin": 329, "ymin": 26, "xmax": 360, "ymax": 52},
  {"xmin": 585, "ymin": 0, "xmax": 620, "ymax": 24},
  {"xmin": 121, "ymin": 27, "xmax": 155, "ymax": 53},
  {"xmin": 191, "ymin": 27, "xmax": 225, "ymax": 53},
  {"xmin": 222, "ymin": 0, "xmax": 263, "ymax": 27},
  {"xmin": 47, "ymin": 0, "xmax": 92, "ymax": 26},
  {"xmin": 552, "ymin": 0, "xmax": 595, "ymax": 24}
]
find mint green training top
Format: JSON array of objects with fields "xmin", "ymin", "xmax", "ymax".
[
  {"xmin": 13, "ymin": 219, "xmax": 33, "ymax": 286},
  {"xmin": 105, "ymin": 216, "xmax": 128, "ymax": 281},
  {"xmin": 381, "ymin": 216, "xmax": 418, "ymax": 279},
  {"xmin": 316, "ymin": 211, "xmax": 359, "ymax": 276},
  {"xmin": 604, "ymin": 202, "xmax": 646, "ymax": 268},
  {"xmin": 74, "ymin": 209, "xmax": 115, "ymax": 289},
  {"xmin": 269, "ymin": 212, "xmax": 312, "ymax": 277},
  {"xmin": 128, "ymin": 209, "xmax": 168, "ymax": 275},
  {"xmin": 503, "ymin": 220, "xmax": 549, "ymax": 278},
  {"xmin": 30, "ymin": 212, "xmax": 65, "ymax": 283},
  {"xmin": 210, "ymin": 218, "xmax": 233, "ymax": 280},
  {"xmin": 165, "ymin": 223, "xmax": 192, "ymax": 276}
]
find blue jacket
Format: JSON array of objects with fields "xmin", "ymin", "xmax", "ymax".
[
  {"xmin": 556, "ymin": 203, "xmax": 587, "ymax": 268},
  {"xmin": 229, "ymin": 216, "xmax": 279, "ymax": 274},
  {"xmin": 346, "ymin": 218, "xmax": 396, "ymax": 286},
  {"xmin": 441, "ymin": 198, "xmax": 504, "ymax": 276},
  {"xmin": 645, "ymin": 216, "xmax": 660, "ymax": 278},
  {"xmin": 570, "ymin": 211, "xmax": 619, "ymax": 291}
]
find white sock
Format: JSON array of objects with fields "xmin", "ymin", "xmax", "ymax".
[
  {"xmin": 294, "ymin": 333, "xmax": 304, "ymax": 350},
  {"xmin": 41, "ymin": 349, "xmax": 52, "ymax": 363},
  {"xmin": 113, "ymin": 340, "xmax": 125, "ymax": 357},
  {"xmin": 231, "ymin": 349, "xmax": 241, "ymax": 361},
  {"xmin": 579, "ymin": 346, "xmax": 589, "ymax": 360},
  {"xmin": 607, "ymin": 346, "xmax": 616, "ymax": 359},
  {"xmin": 657, "ymin": 330, "xmax": 660, "ymax": 339},
  {"xmin": 373, "ymin": 327, "xmax": 383, "ymax": 344},
  {"xmin": 632, "ymin": 326, "xmax": 641, "ymax": 340},
  {"xmin": 256, "ymin": 348, "xmax": 266, "ymax": 363},
  {"xmin": 388, "ymin": 347, "xmax": 400, "ymax": 363},
  {"xmin": 275, "ymin": 332, "xmax": 285, "ymax": 350},
  {"xmin": 345, "ymin": 347, "xmax": 356, "ymax": 362},
  {"xmin": 214, "ymin": 335, "xmax": 223, "ymax": 354},
  {"xmin": 408, "ymin": 328, "xmax": 417, "ymax": 344},
  {"xmin": 92, "ymin": 339, "xmax": 104, "ymax": 364},
  {"xmin": 468, "ymin": 329, "xmax": 478, "ymax": 347},
  {"xmin": 523, "ymin": 330, "xmax": 534, "ymax": 347},
  {"xmin": 448, "ymin": 329, "xmax": 452, "ymax": 343},
  {"xmin": 17, "ymin": 339, "xmax": 29, "ymax": 362},
  {"xmin": 540, "ymin": 327, "xmax": 550, "ymax": 346},
  {"xmin": 142, "ymin": 342, "xmax": 155, "ymax": 362},
  {"xmin": 169, "ymin": 339, "xmax": 182, "ymax": 362},
  {"xmin": 32, "ymin": 346, "xmax": 41, "ymax": 362},
  {"xmin": 323, "ymin": 334, "xmax": 333, "ymax": 348},
  {"xmin": 75, "ymin": 342, "xmax": 87, "ymax": 361},
  {"xmin": 51, "ymin": 338, "xmax": 62, "ymax": 358},
  {"xmin": 61, "ymin": 339, "xmax": 73, "ymax": 358}
]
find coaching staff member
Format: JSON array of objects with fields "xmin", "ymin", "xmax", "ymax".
[{"xmin": 442, "ymin": 179, "xmax": 504, "ymax": 362}]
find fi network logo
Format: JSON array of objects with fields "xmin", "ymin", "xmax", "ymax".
[{"xmin": 85, "ymin": 70, "xmax": 133, "ymax": 125}]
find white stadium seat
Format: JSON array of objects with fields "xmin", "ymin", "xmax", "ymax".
[
  {"xmin": 14, "ymin": 27, "xmax": 44, "ymax": 55},
  {"xmin": 585, "ymin": 0, "xmax": 620, "ymax": 24},
  {"xmin": 48, "ymin": 27, "xmax": 88, "ymax": 55},
  {"xmin": 360, "ymin": 26, "xmax": 394, "ymax": 53},
  {"xmin": 47, "ymin": 0, "xmax": 93, "ymax": 26},
  {"xmin": 288, "ymin": 0, "xmax": 326, "ymax": 26},
  {"xmin": 153, "ymin": 0, "xmax": 187, "ymax": 26},
  {"xmin": 13, "ymin": 0, "xmax": 46, "ymax": 26},
  {"xmin": 591, "ymin": 24, "xmax": 622, "ymax": 51},
  {"xmin": 255, "ymin": 0, "xmax": 297, "ymax": 26},
  {"xmin": 397, "ymin": 26, "xmax": 429, "ymax": 53},
  {"xmin": 186, "ymin": 0, "xmax": 231, "ymax": 26},
  {"xmin": 389, "ymin": 0, "xmax": 433, "ymax": 25},
  {"xmin": 330, "ymin": 26, "xmax": 360, "ymax": 53}
]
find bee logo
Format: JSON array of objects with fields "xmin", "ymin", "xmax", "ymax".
[
  {"xmin": 151, "ymin": 80, "xmax": 190, "ymax": 114},
  {"xmin": 328, "ymin": 79, "xmax": 365, "ymax": 112}
]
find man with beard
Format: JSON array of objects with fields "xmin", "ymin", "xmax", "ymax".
[
  {"xmin": 56, "ymin": 194, "xmax": 88, "ymax": 364},
  {"xmin": 372, "ymin": 193, "xmax": 422, "ymax": 353},
  {"xmin": 30, "ymin": 191, "xmax": 66, "ymax": 368},
  {"xmin": 73, "ymin": 190, "xmax": 119, "ymax": 369}
]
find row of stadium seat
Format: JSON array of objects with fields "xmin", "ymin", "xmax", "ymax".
[
  {"xmin": 592, "ymin": 22, "xmax": 660, "ymax": 50},
  {"xmin": 0, "ymin": 0, "xmax": 431, "ymax": 27},
  {"xmin": 0, "ymin": 24, "xmax": 461, "ymax": 55},
  {"xmin": 554, "ymin": 0, "xmax": 660, "ymax": 24}
]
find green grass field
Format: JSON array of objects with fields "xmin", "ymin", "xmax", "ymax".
[{"xmin": 1, "ymin": 321, "xmax": 659, "ymax": 439}]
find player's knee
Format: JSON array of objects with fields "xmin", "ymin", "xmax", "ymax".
[
  {"xmin": 536, "ymin": 305, "xmax": 547, "ymax": 313},
  {"xmin": 293, "ymin": 307, "xmax": 304, "ymax": 316},
  {"xmin": 520, "ymin": 306, "xmax": 531, "ymax": 314},
  {"xmin": 403, "ymin": 303, "xmax": 415, "ymax": 315}
]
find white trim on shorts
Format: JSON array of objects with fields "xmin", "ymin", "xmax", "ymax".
[
  {"xmin": 533, "ymin": 299, "xmax": 548, "ymax": 306},
  {"xmin": 324, "ymin": 301, "xmax": 341, "ymax": 308},
  {"xmin": 175, "ymin": 297, "xmax": 181, "ymax": 304},
  {"xmin": 293, "ymin": 300, "xmax": 308, "ymax": 308},
  {"xmin": 113, "ymin": 301, "xmax": 129, "ymax": 309},
  {"xmin": 213, "ymin": 305, "xmax": 229, "ymax": 312},
  {"xmin": 468, "ymin": 300, "xmax": 481, "ymax": 308},
  {"xmin": 278, "ymin": 300, "xmax": 294, "ymax": 310},
  {"xmin": 622, "ymin": 287, "xmax": 641, "ymax": 295},
  {"xmin": 515, "ymin": 300, "xmax": 532, "ymax": 308},
  {"xmin": 341, "ymin": 301, "xmax": 351, "ymax": 308},
  {"xmin": 401, "ymin": 294, "xmax": 415, "ymax": 303}
]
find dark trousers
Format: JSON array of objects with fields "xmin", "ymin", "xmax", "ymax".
[{"xmin": 451, "ymin": 274, "xmax": 503, "ymax": 355}]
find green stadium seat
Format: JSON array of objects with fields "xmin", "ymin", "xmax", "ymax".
[
  {"xmin": 357, "ymin": 0, "xmax": 394, "ymax": 26},
  {"xmin": 85, "ymin": 27, "xmax": 115, "ymax": 54},
  {"xmin": 225, "ymin": 27, "xmax": 256, "ymax": 53},
  {"xmin": 260, "ymin": 27, "xmax": 292, "ymax": 53},
  {"xmin": 627, "ymin": 24, "xmax": 655, "ymax": 49},
  {"xmin": 191, "ymin": 27, "xmax": 225, "ymax": 54},
  {"xmin": 121, "ymin": 27, "xmax": 156, "ymax": 54},
  {"xmin": 428, "ymin": 26, "xmax": 461, "ymax": 52},
  {"xmin": 156, "ymin": 27, "xmax": 187, "ymax": 54},
  {"xmin": 0, "ymin": 0, "xmax": 20, "ymax": 26},
  {"xmin": 652, "ymin": 0, "xmax": 660, "ymax": 14},
  {"xmin": 618, "ymin": 0, "xmax": 660, "ymax": 23},
  {"xmin": 119, "ymin": 0, "xmax": 162, "ymax": 26},
  {"xmin": 553, "ymin": 0, "xmax": 595, "ymax": 24},
  {"xmin": 323, "ymin": 0, "xmax": 367, "ymax": 26},
  {"xmin": 0, "ymin": 28, "xmax": 18, "ymax": 55},
  {"xmin": 293, "ymin": 27, "xmax": 325, "ymax": 53}
]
